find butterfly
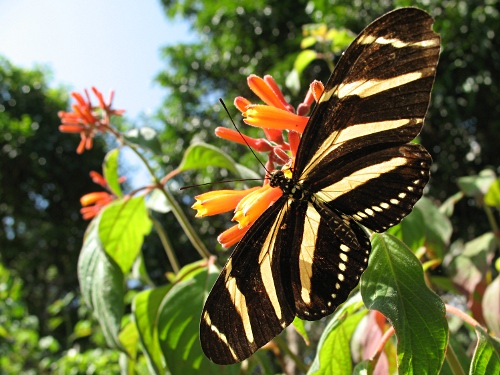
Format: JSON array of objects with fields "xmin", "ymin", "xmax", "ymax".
[{"xmin": 200, "ymin": 7, "xmax": 440, "ymax": 364}]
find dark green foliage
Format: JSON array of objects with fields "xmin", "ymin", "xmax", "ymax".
[{"xmin": 0, "ymin": 56, "xmax": 106, "ymax": 348}]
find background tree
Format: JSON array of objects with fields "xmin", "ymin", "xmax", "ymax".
[
  {"xmin": 157, "ymin": 0, "xmax": 500, "ymax": 243},
  {"xmin": 0, "ymin": 57, "xmax": 107, "ymax": 352}
]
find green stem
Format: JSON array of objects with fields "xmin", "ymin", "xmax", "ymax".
[
  {"xmin": 273, "ymin": 335, "xmax": 309, "ymax": 374},
  {"xmin": 484, "ymin": 204, "xmax": 500, "ymax": 250},
  {"xmin": 124, "ymin": 141, "xmax": 211, "ymax": 260},
  {"xmin": 150, "ymin": 214, "xmax": 180, "ymax": 274},
  {"xmin": 445, "ymin": 340, "xmax": 466, "ymax": 375}
]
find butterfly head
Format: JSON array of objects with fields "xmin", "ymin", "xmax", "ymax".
[{"xmin": 269, "ymin": 170, "xmax": 310, "ymax": 200}]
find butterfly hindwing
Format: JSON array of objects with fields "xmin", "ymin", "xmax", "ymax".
[
  {"xmin": 200, "ymin": 198, "xmax": 295, "ymax": 364},
  {"xmin": 312, "ymin": 143, "xmax": 432, "ymax": 232},
  {"xmin": 288, "ymin": 200, "xmax": 370, "ymax": 320}
]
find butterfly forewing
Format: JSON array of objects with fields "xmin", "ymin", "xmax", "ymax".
[
  {"xmin": 201, "ymin": 8, "xmax": 440, "ymax": 365},
  {"xmin": 295, "ymin": 7, "xmax": 439, "ymax": 179}
]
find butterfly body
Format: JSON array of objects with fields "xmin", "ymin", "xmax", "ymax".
[{"xmin": 200, "ymin": 7, "xmax": 440, "ymax": 365}]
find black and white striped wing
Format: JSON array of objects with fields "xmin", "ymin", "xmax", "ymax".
[
  {"xmin": 295, "ymin": 7, "xmax": 439, "ymax": 230},
  {"xmin": 200, "ymin": 197, "xmax": 371, "ymax": 364},
  {"xmin": 200, "ymin": 7, "xmax": 440, "ymax": 366},
  {"xmin": 200, "ymin": 198, "xmax": 295, "ymax": 364}
]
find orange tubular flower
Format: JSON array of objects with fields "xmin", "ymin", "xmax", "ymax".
[
  {"xmin": 192, "ymin": 187, "xmax": 261, "ymax": 218},
  {"xmin": 79, "ymin": 171, "xmax": 120, "ymax": 220},
  {"xmin": 58, "ymin": 87, "xmax": 124, "ymax": 154},
  {"xmin": 233, "ymin": 184, "xmax": 282, "ymax": 228},
  {"xmin": 194, "ymin": 74, "xmax": 323, "ymax": 248},
  {"xmin": 243, "ymin": 105, "xmax": 309, "ymax": 133}
]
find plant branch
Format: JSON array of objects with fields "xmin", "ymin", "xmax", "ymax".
[
  {"xmin": 123, "ymin": 140, "xmax": 211, "ymax": 260},
  {"xmin": 150, "ymin": 213, "xmax": 180, "ymax": 274},
  {"xmin": 273, "ymin": 335, "xmax": 309, "ymax": 374}
]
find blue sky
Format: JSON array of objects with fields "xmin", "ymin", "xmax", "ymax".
[{"xmin": 0, "ymin": 0, "xmax": 194, "ymax": 118}]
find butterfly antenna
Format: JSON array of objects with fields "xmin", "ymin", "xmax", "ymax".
[
  {"xmin": 180, "ymin": 178, "xmax": 264, "ymax": 191},
  {"xmin": 219, "ymin": 98, "xmax": 270, "ymax": 175}
]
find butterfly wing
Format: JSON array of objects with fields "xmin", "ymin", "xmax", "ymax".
[
  {"xmin": 294, "ymin": 7, "xmax": 439, "ymax": 231},
  {"xmin": 287, "ymin": 199, "xmax": 371, "ymax": 320},
  {"xmin": 200, "ymin": 197, "xmax": 296, "ymax": 365}
]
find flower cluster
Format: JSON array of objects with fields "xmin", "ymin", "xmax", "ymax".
[
  {"xmin": 80, "ymin": 171, "xmax": 125, "ymax": 220},
  {"xmin": 58, "ymin": 87, "xmax": 124, "ymax": 154},
  {"xmin": 192, "ymin": 74, "xmax": 324, "ymax": 247}
]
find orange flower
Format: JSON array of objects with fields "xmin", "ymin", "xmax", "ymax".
[
  {"xmin": 58, "ymin": 87, "xmax": 124, "ymax": 154},
  {"xmin": 79, "ymin": 171, "xmax": 120, "ymax": 220},
  {"xmin": 192, "ymin": 187, "xmax": 261, "ymax": 217},
  {"xmin": 195, "ymin": 74, "xmax": 324, "ymax": 248}
]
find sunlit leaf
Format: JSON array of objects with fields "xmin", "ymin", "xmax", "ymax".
[
  {"xmin": 482, "ymin": 275, "xmax": 500, "ymax": 336},
  {"xmin": 125, "ymin": 127, "xmax": 163, "ymax": 155},
  {"xmin": 177, "ymin": 142, "xmax": 239, "ymax": 175},
  {"xmin": 387, "ymin": 205, "xmax": 425, "ymax": 252},
  {"xmin": 157, "ymin": 263, "xmax": 240, "ymax": 375},
  {"xmin": 308, "ymin": 294, "xmax": 366, "ymax": 375},
  {"xmin": 292, "ymin": 317, "xmax": 309, "ymax": 345},
  {"xmin": 484, "ymin": 178, "xmax": 500, "ymax": 207},
  {"xmin": 471, "ymin": 326, "xmax": 500, "ymax": 374},
  {"xmin": 99, "ymin": 197, "xmax": 152, "ymax": 274},
  {"xmin": 416, "ymin": 197, "xmax": 452, "ymax": 259},
  {"xmin": 103, "ymin": 148, "xmax": 123, "ymax": 198},
  {"xmin": 361, "ymin": 233, "xmax": 448, "ymax": 375},
  {"xmin": 119, "ymin": 320, "xmax": 139, "ymax": 360},
  {"xmin": 132, "ymin": 285, "xmax": 171, "ymax": 374},
  {"xmin": 457, "ymin": 169, "xmax": 496, "ymax": 198},
  {"xmin": 293, "ymin": 49, "xmax": 318, "ymax": 75},
  {"xmin": 78, "ymin": 219, "xmax": 124, "ymax": 350},
  {"xmin": 146, "ymin": 189, "xmax": 172, "ymax": 214}
]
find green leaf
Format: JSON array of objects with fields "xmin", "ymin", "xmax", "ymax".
[
  {"xmin": 99, "ymin": 197, "xmax": 152, "ymax": 274},
  {"xmin": 157, "ymin": 264, "xmax": 240, "ymax": 375},
  {"xmin": 125, "ymin": 127, "xmax": 163, "ymax": 155},
  {"xmin": 328, "ymin": 29, "xmax": 355, "ymax": 53},
  {"xmin": 103, "ymin": 148, "xmax": 123, "ymax": 198},
  {"xmin": 445, "ymin": 232, "xmax": 496, "ymax": 294},
  {"xmin": 285, "ymin": 69, "xmax": 301, "ymax": 95},
  {"xmin": 471, "ymin": 326, "xmax": 500, "ymax": 375},
  {"xmin": 293, "ymin": 49, "xmax": 318, "ymax": 75},
  {"xmin": 177, "ymin": 142, "xmax": 240, "ymax": 176},
  {"xmin": 132, "ymin": 285, "xmax": 171, "ymax": 374},
  {"xmin": 416, "ymin": 197, "xmax": 452, "ymax": 260},
  {"xmin": 361, "ymin": 233, "xmax": 448, "ymax": 375},
  {"xmin": 300, "ymin": 36, "xmax": 318, "ymax": 49},
  {"xmin": 234, "ymin": 162, "xmax": 262, "ymax": 181},
  {"xmin": 485, "ymin": 178, "xmax": 500, "ymax": 207},
  {"xmin": 352, "ymin": 360, "xmax": 375, "ymax": 375},
  {"xmin": 482, "ymin": 275, "xmax": 500, "ymax": 336},
  {"xmin": 439, "ymin": 191, "xmax": 464, "ymax": 217},
  {"xmin": 387, "ymin": 205, "xmax": 425, "ymax": 252},
  {"xmin": 78, "ymin": 219, "xmax": 125, "ymax": 350},
  {"xmin": 146, "ymin": 189, "xmax": 172, "ymax": 214},
  {"xmin": 119, "ymin": 320, "xmax": 139, "ymax": 360},
  {"xmin": 308, "ymin": 293, "xmax": 366, "ymax": 375},
  {"xmin": 457, "ymin": 169, "xmax": 496, "ymax": 198},
  {"xmin": 292, "ymin": 317, "xmax": 309, "ymax": 345}
]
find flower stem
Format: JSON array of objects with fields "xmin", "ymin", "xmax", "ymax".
[
  {"xmin": 150, "ymin": 213, "xmax": 180, "ymax": 274},
  {"xmin": 124, "ymin": 140, "xmax": 211, "ymax": 260},
  {"xmin": 444, "ymin": 339, "xmax": 465, "ymax": 375},
  {"xmin": 273, "ymin": 335, "xmax": 309, "ymax": 373}
]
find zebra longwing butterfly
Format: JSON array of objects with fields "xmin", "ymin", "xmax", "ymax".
[{"xmin": 200, "ymin": 7, "xmax": 440, "ymax": 364}]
